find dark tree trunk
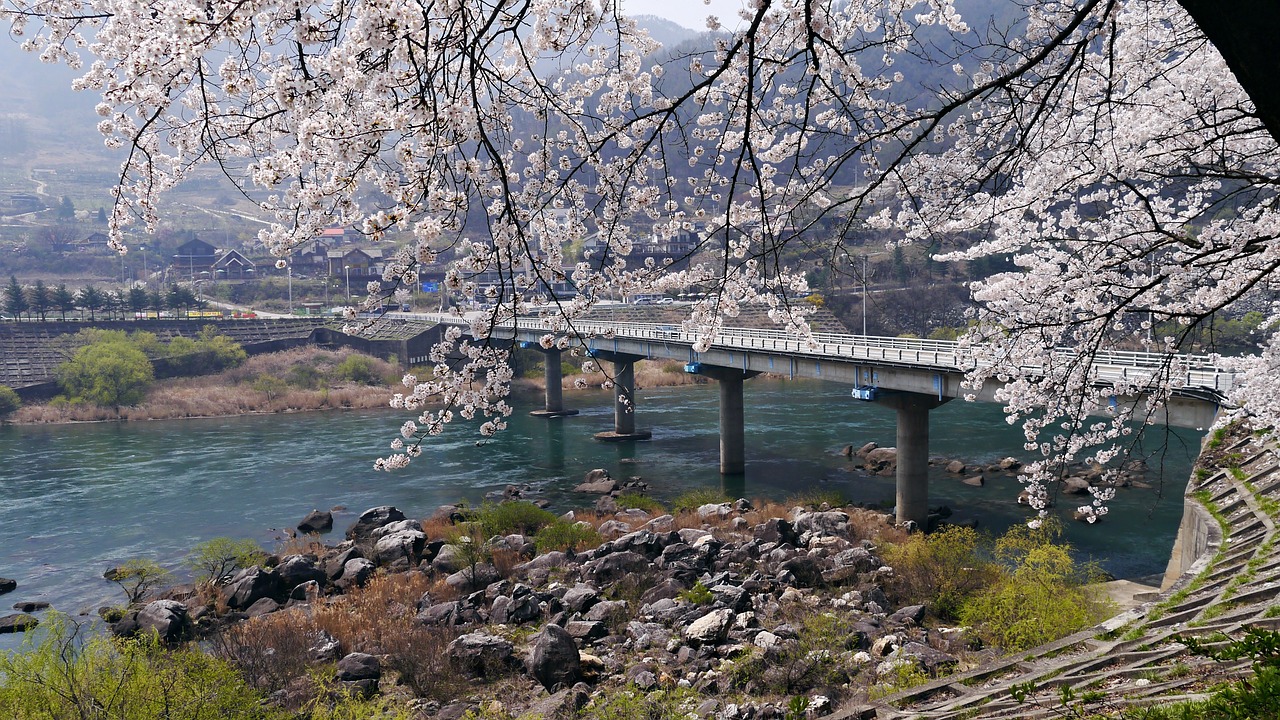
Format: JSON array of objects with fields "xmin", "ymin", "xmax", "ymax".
[{"xmin": 1179, "ymin": 0, "xmax": 1280, "ymax": 146}]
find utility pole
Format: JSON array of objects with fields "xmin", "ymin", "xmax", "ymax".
[{"xmin": 861, "ymin": 253, "xmax": 868, "ymax": 337}]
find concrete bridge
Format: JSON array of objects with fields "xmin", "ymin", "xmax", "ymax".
[{"xmin": 396, "ymin": 311, "xmax": 1234, "ymax": 526}]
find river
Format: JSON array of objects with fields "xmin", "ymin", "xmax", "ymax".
[{"xmin": 0, "ymin": 378, "xmax": 1203, "ymax": 648}]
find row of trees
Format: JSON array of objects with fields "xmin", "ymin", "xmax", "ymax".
[{"xmin": 3, "ymin": 275, "xmax": 202, "ymax": 321}]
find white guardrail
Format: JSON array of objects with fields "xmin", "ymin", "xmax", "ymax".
[{"xmin": 400, "ymin": 312, "xmax": 1236, "ymax": 396}]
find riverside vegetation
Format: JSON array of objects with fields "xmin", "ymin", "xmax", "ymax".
[{"xmin": 0, "ymin": 483, "xmax": 1139, "ymax": 720}]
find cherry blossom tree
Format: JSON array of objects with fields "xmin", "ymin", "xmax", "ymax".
[{"xmin": 3, "ymin": 0, "xmax": 1279, "ymax": 516}]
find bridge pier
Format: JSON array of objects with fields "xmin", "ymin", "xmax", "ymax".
[
  {"xmin": 589, "ymin": 350, "xmax": 652, "ymax": 442},
  {"xmin": 522, "ymin": 345, "xmax": 579, "ymax": 418},
  {"xmin": 875, "ymin": 392, "xmax": 952, "ymax": 527},
  {"xmin": 686, "ymin": 364, "xmax": 761, "ymax": 474}
]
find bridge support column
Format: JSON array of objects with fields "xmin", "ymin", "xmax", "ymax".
[
  {"xmin": 875, "ymin": 392, "xmax": 951, "ymax": 528},
  {"xmin": 686, "ymin": 365, "xmax": 761, "ymax": 474},
  {"xmin": 590, "ymin": 350, "xmax": 652, "ymax": 441},
  {"xmin": 525, "ymin": 347, "xmax": 579, "ymax": 418}
]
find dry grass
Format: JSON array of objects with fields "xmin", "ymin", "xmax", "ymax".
[
  {"xmin": 212, "ymin": 572, "xmax": 463, "ymax": 703},
  {"xmin": 11, "ymin": 347, "xmax": 403, "ymax": 424}
]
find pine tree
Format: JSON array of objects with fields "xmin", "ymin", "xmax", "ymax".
[
  {"xmin": 4, "ymin": 275, "xmax": 29, "ymax": 320},
  {"xmin": 52, "ymin": 284, "xmax": 76, "ymax": 321},
  {"xmin": 28, "ymin": 280, "xmax": 51, "ymax": 321},
  {"xmin": 77, "ymin": 285, "xmax": 104, "ymax": 321}
]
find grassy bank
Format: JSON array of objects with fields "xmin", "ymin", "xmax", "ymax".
[{"xmin": 9, "ymin": 347, "xmax": 403, "ymax": 423}]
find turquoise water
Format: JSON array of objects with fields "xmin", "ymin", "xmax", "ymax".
[{"xmin": 0, "ymin": 378, "xmax": 1203, "ymax": 646}]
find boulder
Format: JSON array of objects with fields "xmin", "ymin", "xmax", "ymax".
[
  {"xmin": 0, "ymin": 578, "xmax": 15, "ymax": 595},
  {"xmin": 583, "ymin": 551, "xmax": 649, "ymax": 587},
  {"xmin": 962, "ymin": 475, "xmax": 985, "ymax": 487},
  {"xmin": 374, "ymin": 528, "xmax": 427, "ymax": 567},
  {"xmin": 1063, "ymin": 477, "xmax": 1092, "ymax": 495},
  {"xmin": 574, "ymin": 469, "xmax": 618, "ymax": 494},
  {"xmin": 684, "ymin": 608, "xmax": 734, "ymax": 646},
  {"xmin": 855, "ymin": 442, "xmax": 878, "ymax": 457},
  {"xmin": 445, "ymin": 563, "xmax": 501, "ymax": 592},
  {"xmin": 565, "ymin": 620, "xmax": 608, "ymax": 643},
  {"xmin": 865, "ymin": 447, "xmax": 898, "ymax": 466},
  {"xmin": 336, "ymin": 652, "xmax": 382, "ymax": 682},
  {"xmin": 246, "ymin": 597, "xmax": 282, "ymax": 617},
  {"xmin": 524, "ymin": 687, "xmax": 589, "ymax": 720},
  {"xmin": 221, "ymin": 567, "xmax": 283, "ymax": 610},
  {"xmin": 276, "ymin": 555, "xmax": 326, "ymax": 590},
  {"xmin": 794, "ymin": 511, "xmax": 849, "ymax": 537},
  {"xmin": 490, "ymin": 592, "xmax": 541, "ymax": 625},
  {"xmin": 779, "ymin": 555, "xmax": 825, "ymax": 588},
  {"xmin": 309, "ymin": 630, "xmax": 343, "ymax": 663},
  {"xmin": 526, "ymin": 624, "xmax": 581, "ymax": 691},
  {"xmin": 0, "ymin": 613, "xmax": 38, "ymax": 633},
  {"xmin": 945, "ymin": 460, "xmax": 966, "ymax": 474},
  {"xmin": 135, "ymin": 599, "xmax": 190, "ymax": 643},
  {"xmin": 297, "ymin": 510, "xmax": 334, "ymax": 535},
  {"xmin": 11, "ymin": 601, "xmax": 49, "ymax": 612},
  {"xmin": 346, "ymin": 506, "xmax": 407, "ymax": 542},
  {"xmin": 335, "ymin": 558, "xmax": 376, "ymax": 590},
  {"xmin": 447, "ymin": 632, "xmax": 515, "ymax": 678}
]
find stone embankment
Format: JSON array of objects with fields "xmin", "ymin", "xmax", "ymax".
[{"xmin": 858, "ymin": 423, "xmax": 1280, "ymax": 719}]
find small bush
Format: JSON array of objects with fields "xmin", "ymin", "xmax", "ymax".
[
  {"xmin": 333, "ymin": 354, "xmax": 384, "ymax": 385},
  {"xmin": 615, "ymin": 492, "xmax": 665, "ymax": 514},
  {"xmin": 533, "ymin": 520, "xmax": 603, "ymax": 554},
  {"xmin": 0, "ymin": 615, "xmax": 282, "ymax": 719},
  {"xmin": 186, "ymin": 537, "xmax": 265, "ymax": 587},
  {"xmin": 473, "ymin": 501, "xmax": 558, "ymax": 537},
  {"xmin": 0, "ymin": 384, "xmax": 19, "ymax": 416},
  {"xmin": 671, "ymin": 488, "xmax": 731, "ymax": 512},
  {"xmin": 105, "ymin": 558, "xmax": 173, "ymax": 607},
  {"xmin": 678, "ymin": 581, "xmax": 714, "ymax": 605},
  {"xmin": 882, "ymin": 525, "xmax": 1002, "ymax": 621}
]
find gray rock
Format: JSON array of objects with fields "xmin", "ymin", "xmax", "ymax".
[
  {"xmin": 1063, "ymin": 477, "xmax": 1092, "ymax": 494},
  {"xmin": 584, "ymin": 550, "xmax": 649, "ymax": 587},
  {"xmin": 962, "ymin": 474, "xmax": 985, "ymax": 487},
  {"xmin": 0, "ymin": 613, "xmax": 38, "ymax": 633},
  {"xmin": 297, "ymin": 509, "xmax": 333, "ymax": 534},
  {"xmin": 525, "ymin": 687, "xmax": 589, "ymax": 720},
  {"xmin": 12, "ymin": 601, "xmax": 49, "ymax": 612},
  {"xmin": 335, "ymin": 558, "xmax": 376, "ymax": 590},
  {"xmin": 562, "ymin": 584, "xmax": 600, "ymax": 613},
  {"xmin": 583, "ymin": 599, "xmax": 628, "ymax": 624},
  {"xmin": 276, "ymin": 555, "xmax": 326, "ymax": 590},
  {"xmin": 309, "ymin": 630, "xmax": 342, "ymax": 663},
  {"xmin": 684, "ymin": 608, "xmax": 734, "ymax": 646},
  {"xmin": 346, "ymin": 506, "xmax": 406, "ymax": 542},
  {"xmin": 221, "ymin": 566, "xmax": 283, "ymax": 610},
  {"xmin": 447, "ymin": 632, "xmax": 514, "ymax": 678},
  {"xmin": 445, "ymin": 563, "xmax": 501, "ymax": 592},
  {"xmin": 135, "ymin": 599, "xmax": 189, "ymax": 643},
  {"xmin": 245, "ymin": 597, "xmax": 282, "ymax": 617},
  {"xmin": 794, "ymin": 511, "xmax": 849, "ymax": 537},
  {"xmin": 527, "ymin": 624, "xmax": 581, "ymax": 691},
  {"xmin": 565, "ymin": 620, "xmax": 608, "ymax": 643},
  {"xmin": 0, "ymin": 578, "xmax": 15, "ymax": 595},
  {"xmin": 336, "ymin": 652, "xmax": 381, "ymax": 682},
  {"xmin": 374, "ymin": 528, "xmax": 427, "ymax": 566},
  {"xmin": 888, "ymin": 641, "xmax": 958, "ymax": 674},
  {"xmin": 945, "ymin": 460, "xmax": 966, "ymax": 474}
]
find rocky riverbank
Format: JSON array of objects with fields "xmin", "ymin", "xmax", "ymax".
[{"xmin": 2, "ymin": 480, "xmax": 1003, "ymax": 719}]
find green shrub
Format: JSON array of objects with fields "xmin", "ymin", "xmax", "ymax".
[
  {"xmin": 473, "ymin": 501, "xmax": 558, "ymax": 537},
  {"xmin": 882, "ymin": 525, "xmax": 1003, "ymax": 621},
  {"xmin": 105, "ymin": 558, "xmax": 173, "ymax": 606},
  {"xmin": 287, "ymin": 363, "xmax": 324, "ymax": 389},
  {"xmin": 615, "ymin": 492, "xmax": 665, "ymax": 514},
  {"xmin": 186, "ymin": 537, "xmax": 265, "ymax": 587},
  {"xmin": 56, "ymin": 340, "xmax": 155, "ymax": 409},
  {"xmin": 958, "ymin": 542, "xmax": 1113, "ymax": 652},
  {"xmin": 533, "ymin": 520, "xmax": 602, "ymax": 554},
  {"xmin": 0, "ymin": 384, "xmax": 20, "ymax": 416},
  {"xmin": 678, "ymin": 581, "xmax": 714, "ymax": 605},
  {"xmin": 671, "ymin": 488, "xmax": 731, "ymax": 512},
  {"xmin": 0, "ymin": 615, "xmax": 284, "ymax": 720},
  {"xmin": 251, "ymin": 374, "xmax": 290, "ymax": 401},
  {"xmin": 575, "ymin": 687, "xmax": 700, "ymax": 720},
  {"xmin": 333, "ymin": 354, "xmax": 383, "ymax": 385}
]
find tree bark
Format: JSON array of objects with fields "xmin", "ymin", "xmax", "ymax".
[{"xmin": 1179, "ymin": 0, "xmax": 1280, "ymax": 147}]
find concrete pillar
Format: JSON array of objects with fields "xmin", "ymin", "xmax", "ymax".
[
  {"xmin": 529, "ymin": 348, "xmax": 578, "ymax": 418},
  {"xmin": 719, "ymin": 373, "xmax": 746, "ymax": 474},
  {"xmin": 876, "ymin": 392, "xmax": 951, "ymax": 527},
  {"xmin": 615, "ymin": 360, "xmax": 636, "ymax": 435},
  {"xmin": 590, "ymin": 350, "xmax": 651, "ymax": 441},
  {"xmin": 687, "ymin": 365, "xmax": 760, "ymax": 474}
]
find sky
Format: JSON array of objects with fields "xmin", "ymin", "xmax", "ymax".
[{"xmin": 632, "ymin": 0, "xmax": 749, "ymax": 31}]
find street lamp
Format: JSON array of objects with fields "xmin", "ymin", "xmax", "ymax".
[
  {"xmin": 287, "ymin": 264, "xmax": 293, "ymax": 314},
  {"xmin": 860, "ymin": 252, "xmax": 870, "ymax": 335},
  {"xmin": 344, "ymin": 265, "xmax": 351, "ymax": 302}
]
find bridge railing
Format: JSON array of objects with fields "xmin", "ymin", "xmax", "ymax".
[{"xmin": 407, "ymin": 312, "xmax": 1236, "ymax": 395}]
